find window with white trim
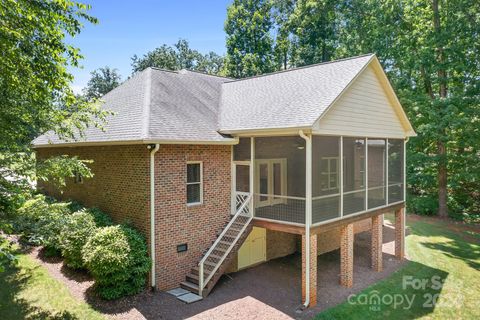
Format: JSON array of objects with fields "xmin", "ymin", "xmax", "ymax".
[
  {"xmin": 186, "ymin": 162, "xmax": 203, "ymax": 205},
  {"xmin": 320, "ymin": 157, "xmax": 339, "ymax": 191}
]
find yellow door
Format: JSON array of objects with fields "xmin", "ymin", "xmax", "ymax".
[{"xmin": 238, "ymin": 227, "xmax": 266, "ymax": 269}]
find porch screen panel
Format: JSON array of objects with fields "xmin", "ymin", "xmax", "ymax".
[
  {"xmin": 254, "ymin": 136, "xmax": 305, "ymax": 224},
  {"xmin": 343, "ymin": 138, "xmax": 366, "ymax": 215},
  {"xmin": 367, "ymin": 139, "xmax": 387, "ymax": 209},
  {"xmin": 312, "ymin": 136, "xmax": 340, "ymax": 223},
  {"xmin": 233, "ymin": 137, "xmax": 251, "ymax": 161},
  {"xmin": 388, "ymin": 139, "xmax": 404, "ymax": 203}
]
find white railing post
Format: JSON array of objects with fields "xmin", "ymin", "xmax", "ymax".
[{"xmin": 198, "ymin": 262, "xmax": 204, "ymax": 296}]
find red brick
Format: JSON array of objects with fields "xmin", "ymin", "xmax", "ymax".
[
  {"xmin": 301, "ymin": 233, "xmax": 317, "ymax": 307},
  {"xmin": 340, "ymin": 223, "xmax": 353, "ymax": 287},
  {"xmin": 371, "ymin": 215, "xmax": 383, "ymax": 272}
]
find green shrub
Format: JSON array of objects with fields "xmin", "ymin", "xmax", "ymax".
[
  {"xmin": 82, "ymin": 225, "xmax": 150, "ymax": 300},
  {"xmin": 84, "ymin": 207, "xmax": 113, "ymax": 227},
  {"xmin": 407, "ymin": 194, "xmax": 439, "ymax": 216},
  {"xmin": 36, "ymin": 202, "xmax": 72, "ymax": 255},
  {"xmin": 15, "ymin": 194, "xmax": 51, "ymax": 242},
  {"xmin": 67, "ymin": 200, "xmax": 84, "ymax": 213},
  {"xmin": 59, "ymin": 210, "xmax": 97, "ymax": 269},
  {"xmin": 15, "ymin": 195, "xmax": 72, "ymax": 253}
]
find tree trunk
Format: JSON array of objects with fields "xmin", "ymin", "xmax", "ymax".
[
  {"xmin": 437, "ymin": 141, "xmax": 448, "ymax": 217},
  {"xmin": 433, "ymin": 0, "xmax": 448, "ymax": 217}
]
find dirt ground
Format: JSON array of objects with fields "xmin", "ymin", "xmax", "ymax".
[{"xmin": 32, "ymin": 222, "xmax": 408, "ymax": 320}]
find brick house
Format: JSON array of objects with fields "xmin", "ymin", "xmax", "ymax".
[{"xmin": 34, "ymin": 54, "xmax": 415, "ymax": 307}]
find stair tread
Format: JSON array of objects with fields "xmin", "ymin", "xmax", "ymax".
[{"xmin": 180, "ymin": 281, "xmax": 199, "ymax": 291}]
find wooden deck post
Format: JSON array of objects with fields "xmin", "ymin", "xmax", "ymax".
[
  {"xmin": 302, "ymin": 233, "xmax": 317, "ymax": 307},
  {"xmin": 371, "ymin": 215, "xmax": 383, "ymax": 271},
  {"xmin": 340, "ymin": 223, "xmax": 354, "ymax": 287},
  {"xmin": 395, "ymin": 207, "xmax": 405, "ymax": 260}
]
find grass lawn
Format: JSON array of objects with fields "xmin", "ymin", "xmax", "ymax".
[
  {"xmin": 0, "ymin": 246, "xmax": 105, "ymax": 320},
  {"xmin": 316, "ymin": 215, "xmax": 480, "ymax": 319}
]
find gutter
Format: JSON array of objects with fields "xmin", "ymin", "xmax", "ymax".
[
  {"xmin": 299, "ymin": 130, "xmax": 312, "ymax": 308},
  {"xmin": 148, "ymin": 143, "xmax": 160, "ymax": 289}
]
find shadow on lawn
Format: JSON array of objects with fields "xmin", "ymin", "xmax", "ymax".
[
  {"xmin": 420, "ymin": 240, "xmax": 480, "ymax": 270},
  {"xmin": 0, "ymin": 259, "xmax": 79, "ymax": 320}
]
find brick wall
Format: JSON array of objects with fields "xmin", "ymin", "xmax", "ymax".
[
  {"xmin": 36, "ymin": 145, "xmax": 150, "ymax": 235},
  {"xmin": 317, "ymin": 218, "xmax": 372, "ymax": 255},
  {"xmin": 266, "ymin": 230, "xmax": 299, "ymax": 260},
  {"xmin": 153, "ymin": 145, "xmax": 232, "ymax": 290}
]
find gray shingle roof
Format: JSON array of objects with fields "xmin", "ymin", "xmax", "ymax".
[
  {"xmin": 33, "ymin": 54, "xmax": 377, "ymax": 147},
  {"xmin": 33, "ymin": 68, "xmax": 234, "ymax": 146},
  {"xmin": 218, "ymin": 54, "xmax": 374, "ymax": 132}
]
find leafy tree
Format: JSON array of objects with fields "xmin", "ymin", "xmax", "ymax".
[
  {"xmin": 336, "ymin": 0, "xmax": 480, "ymax": 219},
  {"xmin": 287, "ymin": 0, "xmax": 339, "ymax": 66},
  {"xmin": 0, "ymin": 0, "xmax": 108, "ymax": 213},
  {"xmin": 272, "ymin": 0, "xmax": 296, "ymax": 70},
  {"xmin": 131, "ymin": 39, "xmax": 224, "ymax": 75},
  {"xmin": 83, "ymin": 66, "xmax": 122, "ymax": 100},
  {"xmin": 224, "ymin": 0, "xmax": 275, "ymax": 78}
]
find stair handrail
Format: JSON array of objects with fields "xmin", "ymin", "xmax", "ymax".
[{"xmin": 198, "ymin": 193, "xmax": 252, "ymax": 295}]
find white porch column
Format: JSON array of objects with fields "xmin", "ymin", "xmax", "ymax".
[
  {"xmin": 250, "ymin": 137, "xmax": 255, "ymax": 217},
  {"xmin": 299, "ymin": 130, "xmax": 314, "ymax": 307}
]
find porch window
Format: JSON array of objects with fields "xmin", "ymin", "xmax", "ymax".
[
  {"xmin": 343, "ymin": 138, "xmax": 366, "ymax": 215},
  {"xmin": 187, "ymin": 162, "xmax": 202, "ymax": 205},
  {"xmin": 388, "ymin": 139, "xmax": 404, "ymax": 203},
  {"xmin": 312, "ymin": 136, "xmax": 340, "ymax": 223},
  {"xmin": 367, "ymin": 139, "xmax": 387, "ymax": 209}
]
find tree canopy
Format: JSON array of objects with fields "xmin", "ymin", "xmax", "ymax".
[
  {"xmin": 83, "ymin": 67, "xmax": 122, "ymax": 100},
  {"xmin": 224, "ymin": 0, "xmax": 276, "ymax": 77},
  {"xmin": 0, "ymin": 0, "xmax": 108, "ymax": 213},
  {"xmin": 131, "ymin": 39, "xmax": 224, "ymax": 75}
]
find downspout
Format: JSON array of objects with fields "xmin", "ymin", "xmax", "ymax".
[
  {"xmin": 148, "ymin": 143, "xmax": 160, "ymax": 289},
  {"xmin": 299, "ymin": 130, "xmax": 311, "ymax": 308}
]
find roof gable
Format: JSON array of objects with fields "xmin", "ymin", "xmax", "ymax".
[{"xmin": 313, "ymin": 57, "xmax": 415, "ymax": 138}]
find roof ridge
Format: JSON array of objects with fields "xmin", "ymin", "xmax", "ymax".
[
  {"xmin": 180, "ymin": 69, "xmax": 234, "ymax": 80},
  {"xmin": 148, "ymin": 67, "xmax": 180, "ymax": 74},
  {"xmin": 141, "ymin": 68, "xmax": 152, "ymax": 140},
  {"xmin": 223, "ymin": 53, "xmax": 375, "ymax": 84}
]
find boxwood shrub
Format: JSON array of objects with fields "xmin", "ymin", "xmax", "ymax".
[
  {"xmin": 82, "ymin": 225, "xmax": 150, "ymax": 300},
  {"xmin": 59, "ymin": 210, "xmax": 97, "ymax": 269}
]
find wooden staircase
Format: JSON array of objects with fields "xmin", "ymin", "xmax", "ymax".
[{"xmin": 180, "ymin": 193, "xmax": 253, "ymax": 297}]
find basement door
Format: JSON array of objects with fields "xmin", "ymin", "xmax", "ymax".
[{"xmin": 238, "ymin": 227, "xmax": 266, "ymax": 269}]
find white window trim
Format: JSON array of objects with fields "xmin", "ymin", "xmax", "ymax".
[
  {"xmin": 255, "ymin": 158, "xmax": 287, "ymax": 207},
  {"xmin": 186, "ymin": 161, "xmax": 203, "ymax": 206},
  {"xmin": 320, "ymin": 157, "xmax": 339, "ymax": 191}
]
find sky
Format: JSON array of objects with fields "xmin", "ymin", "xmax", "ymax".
[{"xmin": 69, "ymin": 1, "xmax": 231, "ymax": 93}]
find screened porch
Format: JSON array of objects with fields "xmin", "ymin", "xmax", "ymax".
[{"xmin": 232, "ymin": 135, "xmax": 405, "ymax": 226}]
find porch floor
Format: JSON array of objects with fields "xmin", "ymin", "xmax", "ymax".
[{"xmin": 93, "ymin": 222, "xmax": 407, "ymax": 319}]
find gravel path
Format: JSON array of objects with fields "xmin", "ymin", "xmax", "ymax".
[{"xmin": 30, "ymin": 223, "xmax": 407, "ymax": 320}]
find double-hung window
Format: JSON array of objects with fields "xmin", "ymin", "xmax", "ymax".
[
  {"xmin": 320, "ymin": 157, "xmax": 339, "ymax": 191},
  {"xmin": 186, "ymin": 162, "xmax": 203, "ymax": 205}
]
